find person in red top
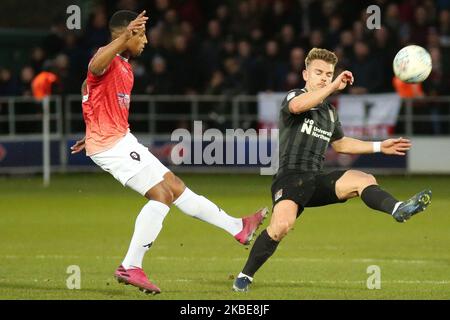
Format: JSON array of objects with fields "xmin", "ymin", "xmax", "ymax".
[
  {"xmin": 31, "ymin": 71, "xmax": 59, "ymax": 101},
  {"xmin": 70, "ymin": 10, "xmax": 267, "ymax": 295}
]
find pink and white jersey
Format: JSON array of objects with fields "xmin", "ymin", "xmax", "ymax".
[{"xmin": 82, "ymin": 50, "xmax": 134, "ymax": 156}]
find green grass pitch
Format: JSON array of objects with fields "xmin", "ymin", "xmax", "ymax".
[{"xmin": 0, "ymin": 173, "xmax": 449, "ymax": 299}]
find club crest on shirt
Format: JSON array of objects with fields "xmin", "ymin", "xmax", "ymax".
[
  {"xmin": 117, "ymin": 93, "xmax": 130, "ymax": 109},
  {"xmin": 130, "ymin": 151, "xmax": 140, "ymax": 161}
]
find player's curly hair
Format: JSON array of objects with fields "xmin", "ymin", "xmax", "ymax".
[{"xmin": 305, "ymin": 48, "xmax": 338, "ymax": 68}]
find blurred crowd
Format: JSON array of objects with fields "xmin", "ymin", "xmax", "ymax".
[{"xmin": 1, "ymin": 0, "xmax": 450, "ymax": 98}]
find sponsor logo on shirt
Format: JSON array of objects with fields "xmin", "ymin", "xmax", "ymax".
[
  {"xmin": 300, "ymin": 118, "xmax": 332, "ymax": 142},
  {"xmin": 117, "ymin": 93, "xmax": 130, "ymax": 109}
]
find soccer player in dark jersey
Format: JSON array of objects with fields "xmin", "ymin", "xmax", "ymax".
[{"xmin": 232, "ymin": 48, "xmax": 432, "ymax": 292}]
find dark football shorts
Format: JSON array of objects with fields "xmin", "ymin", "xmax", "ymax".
[{"xmin": 271, "ymin": 170, "xmax": 348, "ymax": 217}]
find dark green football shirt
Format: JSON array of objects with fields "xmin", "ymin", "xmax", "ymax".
[{"xmin": 277, "ymin": 88, "xmax": 344, "ymax": 174}]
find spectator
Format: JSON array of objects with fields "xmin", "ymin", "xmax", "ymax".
[
  {"xmin": 288, "ymin": 47, "xmax": 305, "ymax": 74},
  {"xmin": 147, "ymin": 56, "xmax": 172, "ymax": 95},
  {"xmin": 278, "ymin": 24, "xmax": 298, "ymax": 61},
  {"xmin": 427, "ymin": 46, "xmax": 449, "ymax": 95},
  {"xmin": 423, "ymin": 0, "xmax": 438, "ymax": 24},
  {"xmin": 427, "ymin": 28, "xmax": 442, "ymax": 48},
  {"xmin": 321, "ymin": 0, "xmax": 338, "ymax": 21},
  {"xmin": 249, "ymin": 26, "xmax": 265, "ymax": 57},
  {"xmin": 43, "ymin": 20, "xmax": 66, "ymax": 57},
  {"xmin": 384, "ymin": 3, "xmax": 404, "ymax": 45},
  {"xmin": 222, "ymin": 57, "xmax": 245, "ymax": 95},
  {"xmin": 283, "ymin": 71, "xmax": 302, "ymax": 91},
  {"xmin": 308, "ymin": 30, "xmax": 325, "ymax": 52},
  {"xmin": 180, "ymin": 21, "xmax": 199, "ymax": 52},
  {"xmin": 332, "ymin": 45, "xmax": 347, "ymax": 75},
  {"xmin": 204, "ymin": 70, "xmax": 228, "ymax": 130},
  {"xmin": 326, "ymin": 15, "xmax": 343, "ymax": 49},
  {"xmin": 352, "ymin": 20, "xmax": 367, "ymax": 43},
  {"xmin": 200, "ymin": 19, "xmax": 223, "ymax": 79},
  {"xmin": 282, "ymin": 47, "xmax": 305, "ymax": 91},
  {"xmin": 220, "ymin": 35, "xmax": 236, "ymax": 60},
  {"xmin": 438, "ymin": 10, "xmax": 450, "ymax": 47},
  {"xmin": 30, "ymin": 47, "xmax": 46, "ymax": 74},
  {"xmin": 339, "ymin": 30, "xmax": 355, "ymax": 61},
  {"xmin": 175, "ymin": 0, "xmax": 203, "ymax": 30},
  {"xmin": 372, "ymin": 26, "xmax": 397, "ymax": 92},
  {"xmin": 422, "ymin": 47, "xmax": 450, "ymax": 134},
  {"xmin": 18, "ymin": 66, "xmax": 35, "ymax": 96},
  {"xmin": 385, "ymin": 3, "xmax": 402, "ymax": 32},
  {"xmin": 408, "ymin": 6, "xmax": 430, "ymax": 47},
  {"xmin": 116, "ymin": 0, "xmax": 140, "ymax": 11},
  {"xmin": 204, "ymin": 70, "xmax": 225, "ymax": 95},
  {"xmin": 215, "ymin": 4, "xmax": 231, "ymax": 35},
  {"xmin": 130, "ymin": 60, "xmax": 148, "ymax": 94},
  {"xmin": 3, "ymin": 1, "xmax": 450, "ymax": 101},
  {"xmin": 150, "ymin": 0, "xmax": 171, "ymax": 26},
  {"xmin": 236, "ymin": 39, "xmax": 257, "ymax": 93},
  {"xmin": 63, "ymin": 33, "xmax": 87, "ymax": 93},
  {"xmin": 53, "ymin": 53, "xmax": 70, "ymax": 94},
  {"xmin": 259, "ymin": 40, "xmax": 288, "ymax": 92},
  {"xmin": 262, "ymin": 0, "xmax": 294, "ymax": 37},
  {"xmin": 160, "ymin": 9, "xmax": 182, "ymax": 49},
  {"xmin": 231, "ymin": 0, "xmax": 259, "ymax": 38},
  {"xmin": 0, "ymin": 68, "xmax": 17, "ymax": 96},
  {"xmin": 348, "ymin": 41, "xmax": 382, "ymax": 94},
  {"xmin": 168, "ymin": 34, "xmax": 199, "ymax": 94},
  {"xmin": 84, "ymin": 7, "xmax": 110, "ymax": 49},
  {"xmin": 144, "ymin": 27, "xmax": 169, "ymax": 64}
]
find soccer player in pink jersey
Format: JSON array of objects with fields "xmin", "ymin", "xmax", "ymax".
[{"xmin": 70, "ymin": 10, "xmax": 267, "ymax": 294}]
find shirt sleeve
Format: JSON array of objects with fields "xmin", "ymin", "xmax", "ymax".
[
  {"xmin": 87, "ymin": 48, "xmax": 115, "ymax": 78},
  {"xmin": 281, "ymin": 89, "xmax": 305, "ymax": 114},
  {"xmin": 330, "ymin": 108, "xmax": 344, "ymax": 142}
]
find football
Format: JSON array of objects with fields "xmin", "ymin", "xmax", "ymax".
[{"xmin": 393, "ymin": 45, "xmax": 432, "ymax": 83}]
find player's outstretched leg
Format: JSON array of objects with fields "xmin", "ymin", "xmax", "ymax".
[
  {"xmin": 115, "ymin": 181, "xmax": 173, "ymax": 294},
  {"xmin": 164, "ymin": 172, "xmax": 268, "ymax": 245},
  {"xmin": 335, "ymin": 170, "xmax": 432, "ymax": 222},
  {"xmin": 233, "ymin": 200, "xmax": 297, "ymax": 292}
]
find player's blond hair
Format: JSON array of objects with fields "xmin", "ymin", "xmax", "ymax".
[{"xmin": 305, "ymin": 48, "xmax": 338, "ymax": 68}]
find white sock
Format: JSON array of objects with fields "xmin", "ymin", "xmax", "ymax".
[
  {"xmin": 173, "ymin": 187, "xmax": 243, "ymax": 236},
  {"xmin": 122, "ymin": 201, "xmax": 170, "ymax": 270},
  {"xmin": 392, "ymin": 201, "xmax": 403, "ymax": 215},
  {"xmin": 238, "ymin": 272, "xmax": 253, "ymax": 282}
]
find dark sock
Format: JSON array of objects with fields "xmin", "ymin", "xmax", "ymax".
[
  {"xmin": 242, "ymin": 229, "xmax": 280, "ymax": 278},
  {"xmin": 361, "ymin": 184, "xmax": 399, "ymax": 214}
]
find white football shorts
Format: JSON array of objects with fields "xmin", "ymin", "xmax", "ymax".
[{"xmin": 90, "ymin": 133, "xmax": 170, "ymax": 196}]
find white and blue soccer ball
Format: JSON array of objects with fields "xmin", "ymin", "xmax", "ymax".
[{"xmin": 393, "ymin": 45, "xmax": 432, "ymax": 83}]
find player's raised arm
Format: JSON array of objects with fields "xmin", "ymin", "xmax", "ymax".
[
  {"xmin": 89, "ymin": 10, "xmax": 148, "ymax": 76},
  {"xmin": 332, "ymin": 136, "xmax": 412, "ymax": 155},
  {"xmin": 289, "ymin": 70, "xmax": 353, "ymax": 114}
]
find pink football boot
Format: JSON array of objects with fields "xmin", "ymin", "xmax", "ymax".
[
  {"xmin": 114, "ymin": 265, "xmax": 161, "ymax": 295},
  {"xmin": 234, "ymin": 207, "xmax": 269, "ymax": 245}
]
